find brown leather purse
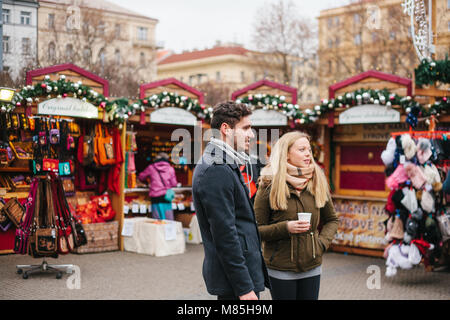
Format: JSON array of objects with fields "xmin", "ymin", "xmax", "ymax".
[
  {"xmin": 2, "ymin": 198, "xmax": 25, "ymax": 228},
  {"xmin": 34, "ymin": 179, "xmax": 57, "ymax": 255}
]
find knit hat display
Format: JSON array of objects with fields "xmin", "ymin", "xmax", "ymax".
[
  {"xmin": 420, "ymin": 190, "xmax": 435, "ymax": 213},
  {"xmin": 416, "ymin": 138, "xmax": 432, "ymax": 164},
  {"xmin": 405, "ymin": 163, "xmax": 427, "ymax": 189},
  {"xmin": 386, "ymin": 164, "xmax": 408, "ymax": 190},
  {"xmin": 401, "ymin": 134, "xmax": 416, "ymax": 160},
  {"xmin": 381, "ymin": 137, "xmax": 397, "ymax": 166},
  {"xmin": 422, "ymin": 164, "xmax": 441, "ymax": 186},
  {"xmin": 401, "ymin": 187, "xmax": 418, "ymax": 213}
]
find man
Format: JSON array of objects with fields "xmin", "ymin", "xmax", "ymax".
[{"xmin": 192, "ymin": 101, "xmax": 270, "ymax": 300}]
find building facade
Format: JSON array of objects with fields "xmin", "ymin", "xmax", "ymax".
[
  {"xmin": 157, "ymin": 45, "xmax": 319, "ymax": 105},
  {"xmin": 2, "ymin": 0, "xmax": 39, "ymax": 82},
  {"xmin": 317, "ymin": 0, "xmax": 450, "ymax": 99},
  {"xmin": 37, "ymin": 0, "xmax": 158, "ymax": 87}
]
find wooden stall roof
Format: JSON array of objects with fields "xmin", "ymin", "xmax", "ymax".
[
  {"xmin": 26, "ymin": 63, "xmax": 109, "ymax": 96},
  {"xmin": 328, "ymin": 70, "xmax": 412, "ymax": 99},
  {"xmin": 140, "ymin": 78, "xmax": 205, "ymax": 105},
  {"xmin": 231, "ymin": 79, "xmax": 298, "ymax": 104}
]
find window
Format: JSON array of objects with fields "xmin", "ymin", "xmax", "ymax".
[
  {"xmin": 3, "ymin": 36, "xmax": 10, "ymax": 54},
  {"xmin": 65, "ymin": 44, "xmax": 74, "ymax": 59},
  {"xmin": 354, "ymin": 13, "xmax": 361, "ymax": 24},
  {"xmin": 389, "ymin": 30, "xmax": 396, "ymax": 40},
  {"xmin": 334, "ymin": 17, "xmax": 340, "ymax": 26},
  {"xmin": 354, "ymin": 33, "xmax": 362, "ymax": 45},
  {"xmin": 115, "ymin": 49, "xmax": 121, "ymax": 65},
  {"xmin": 307, "ymin": 77, "xmax": 314, "ymax": 85},
  {"xmin": 115, "ymin": 24, "xmax": 121, "ymax": 39},
  {"xmin": 216, "ymin": 71, "xmax": 221, "ymax": 82},
  {"xmin": 335, "ymin": 37, "xmax": 340, "ymax": 47},
  {"xmin": 48, "ymin": 42, "xmax": 56, "ymax": 61},
  {"xmin": 97, "ymin": 21, "xmax": 105, "ymax": 36},
  {"xmin": 140, "ymin": 52, "xmax": 145, "ymax": 67},
  {"xmin": 448, "ymin": 21, "xmax": 450, "ymax": 31},
  {"xmin": 254, "ymin": 72, "xmax": 258, "ymax": 81},
  {"xmin": 137, "ymin": 27, "xmax": 148, "ymax": 41},
  {"xmin": 327, "ymin": 18, "xmax": 333, "ymax": 28},
  {"xmin": 2, "ymin": 9, "xmax": 10, "ymax": 24},
  {"xmin": 328, "ymin": 38, "xmax": 333, "ymax": 48},
  {"xmin": 355, "ymin": 57, "xmax": 362, "ymax": 72},
  {"xmin": 371, "ymin": 31, "xmax": 378, "ymax": 43},
  {"xmin": 48, "ymin": 14, "xmax": 55, "ymax": 29},
  {"xmin": 22, "ymin": 38, "xmax": 31, "ymax": 55},
  {"xmin": 328, "ymin": 60, "xmax": 332, "ymax": 73},
  {"xmin": 20, "ymin": 11, "xmax": 31, "ymax": 25},
  {"xmin": 240, "ymin": 71, "xmax": 245, "ymax": 82},
  {"xmin": 390, "ymin": 53, "xmax": 397, "ymax": 71},
  {"xmin": 371, "ymin": 55, "xmax": 378, "ymax": 69},
  {"xmin": 189, "ymin": 75, "xmax": 194, "ymax": 85},
  {"xmin": 307, "ymin": 93, "xmax": 312, "ymax": 101},
  {"xmin": 448, "ymin": 0, "xmax": 450, "ymax": 9},
  {"xmin": 98, "ymin": 48, "xmax": 106, "ymax": 67},
  {"xmin": 83, "ymin": 46, "xmax": 91, "ymax": 64}
]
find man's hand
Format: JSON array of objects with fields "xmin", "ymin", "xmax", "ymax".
[{"xmin": 239, "ymin": 291, "xmax": 258, "ymax": 300}]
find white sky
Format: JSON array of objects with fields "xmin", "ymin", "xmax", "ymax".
[{"xmin": 107, "ymin": 0, "xmax": 350, "ymax": 53}]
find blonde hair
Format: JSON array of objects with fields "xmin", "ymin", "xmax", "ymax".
[{"xmin": 260, "ymin": 131, "xmax": 330, "ymax": 210}]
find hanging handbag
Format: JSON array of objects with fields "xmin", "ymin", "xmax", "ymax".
[
  {"xmin": 2, "ymin": 197, "xmax": 26, "ymax": 228},
  {"xmin": 34, "ymin": 179, "xmax": 57, "ymax": 256},
  {"xmin": 0, "ymin": 198, "xmax": 13, "ymax": 232},
  {"xmin": 42, "ymin": 158, "xmax": 59, "ymax": 173},
  {"xmin": 59, "ymin": 161, "xmax": 71, "ymax": 176},
  {"xmin": 94, "ymin": 123, "xmax": 116, "ymax": 166},
  {"xmin": 50, "ymin": 128, "xmax": 60, "ymax": 145},
  {"xmin": 52, "ymin": 173, "xmax": 86, "ymax": 247}
]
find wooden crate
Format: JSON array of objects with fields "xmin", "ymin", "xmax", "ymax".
[{"xmin": 73, "ymin": 221, "xmax": 119, "ymax": 254}]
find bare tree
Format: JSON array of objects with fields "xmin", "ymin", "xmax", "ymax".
[
  {"xmin": 251, "ymin": 0, "xmax": 318, "ymax": 100},
  {"xmin": 37, "ymin": 3, "xmax": 153, "ymax": 97}
]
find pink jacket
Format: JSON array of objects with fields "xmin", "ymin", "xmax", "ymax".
[{"xmin": 138, "ymin": 160, "xmax": 178, "ymax": 198}]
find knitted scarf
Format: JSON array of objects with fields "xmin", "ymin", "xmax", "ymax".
[{"xmin": 285, "ymin": 161, "xmax": 314, "ymax": 191}]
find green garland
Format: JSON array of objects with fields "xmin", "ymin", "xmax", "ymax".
[
  {"xmin": 0, "ymin": 76, "xmax": 211, "ymax": 125},
  {"xmin": 134, "ymin": 91, "xmax": 212, "ymax": 120},
  {"xmin": 238, "ymin": 89, "xmax": 449, "ymax": 126},
  {"xmin": 415, "ymin": 56, "xmax": 450, "ymax": 88}
]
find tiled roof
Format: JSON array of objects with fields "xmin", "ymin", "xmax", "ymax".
[{"xmin": 158, "ymin": 46, "xmax": 250, "ymax": 65}]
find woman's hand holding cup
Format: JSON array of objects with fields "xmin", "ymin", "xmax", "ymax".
[{"xmin": 287, "ymin": 212, "xmax": 312, "ymax": 234}]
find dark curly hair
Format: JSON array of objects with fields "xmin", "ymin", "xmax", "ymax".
[{"xmin": 210, "ymin": 101, "xmax": 252, "ymax": 130}]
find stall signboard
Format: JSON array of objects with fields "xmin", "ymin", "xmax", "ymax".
[
  {"xmin": 38, "ymin": 97, "xmax": 98, "ymax": 118},
  {"xmin": 332, "ymin": 198, "xmax": 389, "ymax": 250},
  {"xmin": 339, "ymin": 104, "xmax": 400, "ymax": 124},
  {"xmin": 150, "ymin": 107, "xmax": 197, "ymax": 126},
  {"xmin": 333, "ymin": 122, "xmax": 428, "ymax": 142},
  {"xmin": 250, "ymin": 109, "xmax": 287, "ymax": 126}
]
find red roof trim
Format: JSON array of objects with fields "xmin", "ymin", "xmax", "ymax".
[
  {"xmin": 328, "ymin": 70, "xmax": 412, "ymax": 99},
  {"xmin": 26, "ymin": 63, "xmax": 109, "ymax": 96},
  {"xmin": 139, "ymin": 78, "xmax": 205, "ymax": 105},
  {"xmin": 231, "ymin": 79, "xmax": 298, "ymax": 104}
]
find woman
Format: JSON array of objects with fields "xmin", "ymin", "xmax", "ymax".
[
  {"xmin": 254, "ymin": 131, "xmax": 338, "ymax": 300},
  {"xmin": 138, "ymin": 152, "xmax": 178, "ymax": 220}
]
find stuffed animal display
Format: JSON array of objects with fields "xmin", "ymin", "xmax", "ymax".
[{"xmin": 382, "ymin": 133, "xmax": 450, "ymax": 276}]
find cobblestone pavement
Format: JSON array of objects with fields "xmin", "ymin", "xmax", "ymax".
[{"xmin": 0, "ymin": 245, "xmax": 448, "ymax": 300}]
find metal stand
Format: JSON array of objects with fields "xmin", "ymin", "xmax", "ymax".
[{"xmin": 16, "ymin": 260, "xmax": 74, "ymax": 279}]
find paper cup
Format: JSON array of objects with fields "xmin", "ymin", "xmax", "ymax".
[{"xmin": 297, "ymin": 212, "xmax": 312, "ymax": 223}]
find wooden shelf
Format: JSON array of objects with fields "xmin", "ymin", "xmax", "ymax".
[{"xmin": 0, "ymin": 167, "xmax": 31, "ymax": 173}]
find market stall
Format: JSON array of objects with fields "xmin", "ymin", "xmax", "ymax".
[
  {"xmin": 0, "ymin": 63, "xmax": 128, "ymax": 256},
  {"xmin": 119, "ymin": 78, "xmax": 209, "ymax": 252},
  {"xmin": 306, "ymin": 69, "xmax": 449, "ymax": 262}
]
